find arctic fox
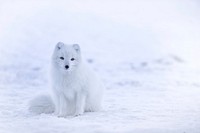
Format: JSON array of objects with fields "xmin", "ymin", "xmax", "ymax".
[{"xmin": 29, "ymin": 42, "xmax": 104, "ymax": 117}]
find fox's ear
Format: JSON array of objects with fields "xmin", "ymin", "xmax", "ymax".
[
  {"xmin": 56, "ymin": 42, "xmax": 64, "ymax": 50},
  {"xmin": 73, "ymin": 44, "xmax": 80, "ymax": 53}
]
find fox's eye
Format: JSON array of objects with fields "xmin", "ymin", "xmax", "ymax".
[
  {"xmin": 60, "ymin": 57, "xmax": 64, "ymax": 60},
  {"xmin": 71, "ymin": 58, "xmax": 75, "ymax": 61}
]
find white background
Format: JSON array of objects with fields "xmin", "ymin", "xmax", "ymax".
[{"xmin": 0, "ymin": 0, "xmax": 200, "ymax": 133}]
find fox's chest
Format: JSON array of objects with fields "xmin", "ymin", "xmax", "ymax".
[
  {"xmin": 59, "ymin": 77, "xmax": 84, "ymax": 97},
  {"xmin": 53, "ymin": 72, "xmax": 88, "ymax": 98}
]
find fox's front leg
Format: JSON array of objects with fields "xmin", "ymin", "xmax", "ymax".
[
  {"xmin": 53, "ymin": 92, "xmax": 60, "ymax": 115},
  {"xmin": 53, "ymin": 93, "xmax": 68, "ymax": 117},
  {"xmin": 74, "ymin": 92, "xmax": 86, "ymax": 116}
]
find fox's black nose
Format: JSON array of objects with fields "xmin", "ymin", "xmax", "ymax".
[{"xmin": 65, "ymin": 65, "xmax": 69, "ymax": 69}]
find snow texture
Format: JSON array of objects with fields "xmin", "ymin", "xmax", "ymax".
[{"xmin": 0, "ymin": 0, "xmax": 200, "ymax": 133}]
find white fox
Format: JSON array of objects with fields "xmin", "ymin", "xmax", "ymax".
[{"xmin": 29, "ymin": 42, "xmax": 104, "ymax": 117}]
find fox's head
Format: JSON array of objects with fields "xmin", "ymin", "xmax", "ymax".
[{"xmin": 52, "ymin": 42, "xmax": 81, "ymax": 73}]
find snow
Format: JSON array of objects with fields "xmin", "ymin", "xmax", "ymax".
[{"xmin": 0, "ymin": 0, "xmax": 200, "ymax": 133}]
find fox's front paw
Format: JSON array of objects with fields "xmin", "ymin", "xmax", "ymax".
[
  {"xmin": 54, "ymin": 111, "xmax": 67, "ymax": 118},
  {"xmin": 73, "ymin": 111, "xmax": 83, "ymax": 117},
  {"xmin": 57, "ymin": 113, "xmax": 67, "ymax": 118}
]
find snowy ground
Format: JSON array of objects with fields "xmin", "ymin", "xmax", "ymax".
[{"xmin": 0, "ymin": 0, "xmax": 200, "ymax": 133}]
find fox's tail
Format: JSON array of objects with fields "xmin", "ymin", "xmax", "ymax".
[{"xmin": 29, "ymin": 95, "xmax": 55, "ymax": 114}]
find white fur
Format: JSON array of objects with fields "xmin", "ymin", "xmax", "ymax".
[
  {"xmin": 29, "ymin": 95, "xmax": 54, "ymax": 114},
  {"xmin": 29, "ymin": 42, "xmax": 104, "ymax": 117}
]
